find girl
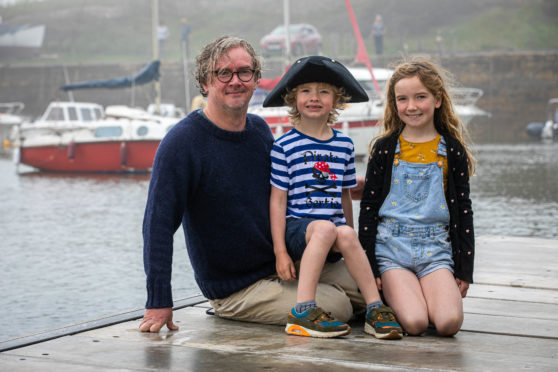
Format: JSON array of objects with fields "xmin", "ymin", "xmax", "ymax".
[{"xmin": 358, "ymin": 58, "xmax": 475, "ymax": 337}]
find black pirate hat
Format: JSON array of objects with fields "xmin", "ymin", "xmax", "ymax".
[{"xmin": 262, "ymin": 56, "xmax": 369, "ymax": 107}]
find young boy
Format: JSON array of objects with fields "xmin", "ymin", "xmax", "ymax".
[{"xmin": 264, "ymin": 56, "xmax": 403, "ymax": 339}]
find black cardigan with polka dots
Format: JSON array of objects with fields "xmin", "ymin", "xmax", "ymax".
[{"xmin": 358, "ymin": 131, "xmax": 475, "ymax": 283}]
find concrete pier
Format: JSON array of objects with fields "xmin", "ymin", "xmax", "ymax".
[{"xmin": 1, "ymin": 235, "xmax": 557, "ymax": 371}]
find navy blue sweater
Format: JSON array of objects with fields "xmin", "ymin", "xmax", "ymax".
[{"xmin": 143, "ymin": 110, "xmax": 276, "ymax": 308}]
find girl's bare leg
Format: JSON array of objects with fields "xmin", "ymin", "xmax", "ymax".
[
  {"xmin": 381, "ymin": 269, "xmax": 429, "ymax": 335},
  {"xmin": 420, "ymin": 268, "xmax": 464, "ymax": 336}
]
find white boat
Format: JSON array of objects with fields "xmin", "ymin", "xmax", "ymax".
[
  {"xmin": 249, "ymin": 66, "xmax": 489, "ymax": 158},
  {"xmin": 450, "ymin": 86, "xmax": 491, "ymax": 125},
  {"xmin": 0, "ymin": 102, "xmax": 26, "ymax": 155},
  {"xmin": 12, "ymin": 101, "xmax": 177, "ymax": 172},
  {"xmin": 526, "ymin": 98, "xmax": 558, "ymax": 141},
  {"xmin": 0, "ymin": 23, "xmax": 45, "ymax": 48}
]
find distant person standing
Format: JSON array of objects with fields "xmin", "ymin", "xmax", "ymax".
[
  {"xmin": 371, "ymin": 15, "xmax": 385, "ymax": 55},
  {"xmin": 180, "ymin": 17, "xmax": 192, "ymax": 57},
  {"xmin": 157, "ymin": 22, "xmax": 169, "ymax": 60}
]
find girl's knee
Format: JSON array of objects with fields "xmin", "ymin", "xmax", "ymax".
[
  {"xmin": 435, "ymin": 314, "xmax": 463, "ymax": 337},
  {"xmin": 430, "ymin": 303, "xmax": 463, "ymax": 336},
  {"xmin": 389, "ymin": 306, "xmax": 429, "ymax": 335},
  {"xmin": 400, "ymin": 317, "xmax": 429, "ymax": 336}
]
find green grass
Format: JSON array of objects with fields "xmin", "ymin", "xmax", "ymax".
[{"xmin": 421, "ymin": 3, "xmax": 558, "ymax": 53}]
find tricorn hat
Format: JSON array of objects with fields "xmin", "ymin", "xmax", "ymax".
[{"xmin": 262, "ymin": 56, "xmax": 369, "ymax": 107}]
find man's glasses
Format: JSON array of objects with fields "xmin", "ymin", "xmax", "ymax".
[{"xmin": 212, "ymin": 68, "xmax": 255, "ymax": 83}]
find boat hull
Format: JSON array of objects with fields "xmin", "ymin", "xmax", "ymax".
[{"xmin": 19, "ymin": 140, "xmax": 160, "ymax": 173}]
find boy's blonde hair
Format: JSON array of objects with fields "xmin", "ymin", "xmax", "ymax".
[
  {"xmin": 283, "ymin": 83, "xmax": 351, "ymax": 126},
  {"xmin": 375, "ymin": 57, "xmax": 475, "ymax": 174}
]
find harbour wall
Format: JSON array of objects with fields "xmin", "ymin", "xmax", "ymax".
[{"xmin": 1, "ymin": 50, "xmax": 557, "ymax": 142}]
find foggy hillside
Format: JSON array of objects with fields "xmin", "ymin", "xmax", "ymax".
[{"xmin": 1, "ymin": 0, "xmax": 557, "ymax": 63}]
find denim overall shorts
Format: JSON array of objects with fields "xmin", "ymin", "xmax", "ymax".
[{"xmin": 375, "ymin": 138, "xmax": 454, "ymax": 278}]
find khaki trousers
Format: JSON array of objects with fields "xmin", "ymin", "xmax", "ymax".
[{"xmin": 209, "ymin": 260, "xmax": 366, "ymax": 325}]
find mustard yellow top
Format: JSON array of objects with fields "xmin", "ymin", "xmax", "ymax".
[{"xmin": 398, "ymin": 135, "xmax": 448, "ymax": 190}]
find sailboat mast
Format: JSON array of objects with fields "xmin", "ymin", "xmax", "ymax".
[
  {"xmin": 152, "ymin": 0, "xmax": 161, "ymax": 112},
  {"xmin": 283, "ymin": 0, "xmax": 291, "ymax": 68},
  {"xmin": 344, "ymin": 0, "xmax": 382, "ymax": 99}
]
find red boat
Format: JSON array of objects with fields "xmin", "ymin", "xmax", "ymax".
[{"xmin": 13, "ymin": 101, "xmax": 177, "ymax": 173}]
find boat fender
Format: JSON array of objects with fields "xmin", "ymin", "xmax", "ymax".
[
  {"xmin": 13, "ymin": 146, "xmax": 20, "ymax": 166},
  {"xmin": 120, "ymin": 142, "xmax": 127, "ymax": 167},
  {"xmin": 67, "ymin": 141, "xmax": 76, "ymax": 160},
  {"xmin": 525, "ymin": 122, "xmax": 543, "ymax": 138},
  {"xmin": 541, "ymin": 120, "xmax": 554, "ymax": 140}
]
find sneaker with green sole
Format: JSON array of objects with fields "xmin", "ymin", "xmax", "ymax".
[
  {"xmin": 364, "ymin": 305, "xmax": 403, "ymax": 339},
  {"xmin": 285, "ymin": 307, "xmax": 350, "ymax": 338}
]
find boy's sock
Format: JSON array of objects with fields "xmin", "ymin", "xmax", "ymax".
[
  {"xmin": 295, "ymin": 300, "xmax": 317, "ymax": 314},
  {"xmin": 366, "ymin": 301, "xmax": 384, "ymax": 314}
]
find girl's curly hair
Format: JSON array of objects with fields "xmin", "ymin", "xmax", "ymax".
[{"xmin": 374, "ymin": 57, "xmax": 475, "ymax": 174}]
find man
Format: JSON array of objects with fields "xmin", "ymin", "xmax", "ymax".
[
  {"xmin": 157, "ymin": 22, "xmax": 169, "ymax": 60},
  {"xmin": 140, "ymin": 36, "xmax": 364, "ymax": 333},
  {"xmin": 371, "ymin": 15, "xmax": 384, "ymax": 56}
]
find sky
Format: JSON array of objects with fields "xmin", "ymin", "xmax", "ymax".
[{"xmin": 0, "ymin": 0, "xmax": 45, "ymax": 7}]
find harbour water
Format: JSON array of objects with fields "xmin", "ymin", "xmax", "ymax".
[{"xmin": 1, "ymin": 142, "xmax": 557, "ymax": 341}]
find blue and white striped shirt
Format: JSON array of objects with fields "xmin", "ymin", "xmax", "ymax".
[{"xmin": 270, "ymin": 128, "xmax": 357, "ymax": 224}]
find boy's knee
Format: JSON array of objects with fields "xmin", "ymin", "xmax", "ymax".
[
  {"xmin": 336, "ymin": 225, "xmax": 358, "ymax": 241},
  {"xmin": 310, "ymin": 220, "xmax": 337, "ymax": 241},
  {"xmin": 334, "ymin": 225, "xmax": 360, "ymax": 251}
]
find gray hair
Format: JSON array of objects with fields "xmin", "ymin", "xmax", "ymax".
[{"xmin": 194, "ymin": 36, "xmax": 262, "ymax": 97}]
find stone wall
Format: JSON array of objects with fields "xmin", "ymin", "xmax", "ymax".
[
  {"xmin": 436, "ymin": 51, "xmax": 558, "ymax": 142},
  {"xmin": 1, "ymin": 51, "xmax": 557, "ymax": 142}
]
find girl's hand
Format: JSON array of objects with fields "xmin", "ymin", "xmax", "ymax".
[
  {"xmin": 276, "ymin": 252, "xmax": 296, "ymax": 281},
  {"xmin": 375, "ymin": 277, "xmax": 382, "ymax": 291},
  {"xmin": 456, "ymin": 278, "xmax": 469, "ymax": 298}
]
